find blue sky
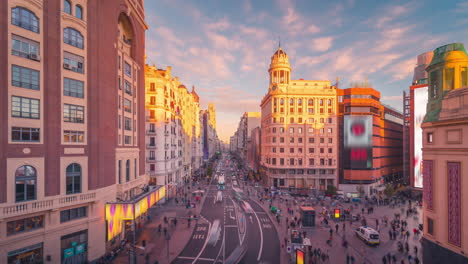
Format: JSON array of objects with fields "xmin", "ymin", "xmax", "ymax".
[{"xmin": 144, "ymin": 0, "xmax": 468, "ymax": 142}]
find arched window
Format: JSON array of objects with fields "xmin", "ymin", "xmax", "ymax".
[
  {"xmin": 64, "ymin": 27, "xmax": 84, "ymax": 49},
  {"xmin": 64, "ymin": 0, "xmax": 71, "ymax": 14},
  {"xmin": 11, "ymin": 7, "xmax": 39, "ymax": 33},
  {"xmin": 298, "ymin": 99, "xmax": 302, "ymax": 105},
  {"xmin": 75, "ymin": 5, "xmax": 83, "ymax": 19},
  {"xmin": 280, "ymin": 98, "xmax": 284, "ymax": 105},
  {"xmin": 290, "ymin": 98, "xmax": 294, "ymax": 105},
  {"xmin": 320, "ymin": 99, "xmax": 324, "ymax": 106},
  {"xmin": 328, "ymin": 99, "xmax": 332, "ymax": 106},
  {"xmin": 66, "ymin": 163, "xmax": 81, "ymax": 194},
  {"xmin": 126, "ymin": 160, "xmax": 130, "ymax": 182},
  {"xmin": 15, "ymin": 165, "xmax": 37, "ymax": 202},
  {"xmin": 308, "ymin": 99, "xmax": 313, "ymax": 106}
]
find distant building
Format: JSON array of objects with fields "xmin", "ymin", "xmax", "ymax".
[
  {"xmin": 201, "ymin": 103, "xmax": 220, "ymax": 160},
  {"xmin": 337, "ymin": 87, "xmax": 404, "ymax": 196},
  {"xmin": 421, "ymin": 43, "xmax": 468, "ymax": 264},
  {"xmin": 232, "ymin": 112, "xmax": 261, "ymax": 168},
  {"xmin": 260, "ymin": 47, "xmax": 339, "ymax": 190}
]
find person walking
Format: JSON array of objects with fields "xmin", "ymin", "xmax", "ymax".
[{"xmin": 335, "ymin": 223, "xmax": 339, "ymax": 233}]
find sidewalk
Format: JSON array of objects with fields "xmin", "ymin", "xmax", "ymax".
[{"xmin": 113, "ymin": 190, "xmax": 208, "ymax": 264}]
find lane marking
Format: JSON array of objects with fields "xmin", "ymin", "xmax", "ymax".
[
  {"xmin": 224, "ymin": 225, "xmax": 238, "ymax": 228},
  {"xmin": 192, "ymin": 221, "xmax": 212, "ymax": 264},
  {"xmin": 252, "ymin": 204, "xmax": 264, "ymax": 261},
  {"xmin": 178, "ymin": 256, "xmax": 215, "ymax": 261}
]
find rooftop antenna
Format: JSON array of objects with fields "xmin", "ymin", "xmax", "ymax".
[{"xmin": 278, "ymin": 35, "xmax": 281, "ymax": 48}]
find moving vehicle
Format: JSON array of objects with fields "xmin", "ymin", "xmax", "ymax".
[
  {"xmin": 232, "ymin": 187, "xmax": 245, "ymax": 201},
  {"xmin": 215, "ymin": 191, "xmax": 223, "ymax": 203},
  {"xmin": 355, "ymin": 226, "xmax": 380, "ymax": 245},
  {"xmin": 207, "ymin": 220, "xmax": 221, "ymax": 246},
  {"xmin": 218, "ymin": 175, "xmax": 225, "ymax": 190},
  {"xmin": 240, "ymin": 201, "xmax": 254, "ymax": 214}
]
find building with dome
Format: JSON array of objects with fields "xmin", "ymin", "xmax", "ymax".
[
  {"xmin": 260, "ymin": 47, "xmax": 339, "ymax": 190},
  {"xmin": 421, "ymin": 43, "xmax": 468, "ymax": 264}
]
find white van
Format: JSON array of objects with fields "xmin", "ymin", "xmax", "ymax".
[{"xmin": 355, "ymin": 226, "xmax": 380, "ymax": 245}]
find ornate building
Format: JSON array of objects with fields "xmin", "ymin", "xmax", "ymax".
[
  {"xmin": 260, "ymin": 47, "xmax": 339, "ymax": 190},
  {"xmin": 144, "ymin": 65, "xmax": 203, "ymax": 186},
  {"xmin": 421, "ymin": 43, "xmax": 468, "ymax": 264},
  {"xmin": 0, "ymin": 0, "xmax": 148, "ymax": 262}
]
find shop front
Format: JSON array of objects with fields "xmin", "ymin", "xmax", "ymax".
[
  {"xmin": 61, "ymin": 230, "xmax": 88, "ymax": 264},
  {"xmin": 7, "ymin": 242, "xmax": 43, "ymax": 264}
]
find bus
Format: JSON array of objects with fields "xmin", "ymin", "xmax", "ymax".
[{"xmin": 218, "ymin": 175, "xmax": 225, "ymax": 190}]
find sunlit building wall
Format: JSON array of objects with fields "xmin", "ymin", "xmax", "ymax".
[
  {"xmin": 260, "ymin": 47, "xmax": 339, "ymax": 190},
  {"xmin": 144, "ymin": 65, "xmax": 202, "ymax": 186},
  {"xmin": 0, "ymin": 0, "xmax": 148, "ymax": 262}
]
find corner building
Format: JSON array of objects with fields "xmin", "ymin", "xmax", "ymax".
[
  {"xmin": 260, "ymin": 47, "xmax": 338, "ymax": 190},
  {"xmin": 421, "ymin": 43, "xmax": 468, "ymax": 264},
  {"xmin": 0, "ymin": 0, "xmax": 148, "ymax": 263},
  {"xmin": 337, "ymin": 87, "xmax": 404, "ymax": 195}
]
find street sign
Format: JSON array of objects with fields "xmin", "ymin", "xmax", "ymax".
[{"xmin": 303, "ymin": 238, "xmax": 311, "ymax": 246}]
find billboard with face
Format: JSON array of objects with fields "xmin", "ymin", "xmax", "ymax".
[
  {"xmin": 344, "ymin": 115, "xmax": 373, "ymax": 169},
  {"xmin": 413, "ymin": 86, "xmax": 428, "ymax": 188}
]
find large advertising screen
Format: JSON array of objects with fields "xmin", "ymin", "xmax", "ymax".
[
  {"xmin": 413, "ymin": 86, "xmax": 428, "ymax": 188},
  {"xmin": 344, "ymin": 115, "xmax": 373, "ymax": 169}
]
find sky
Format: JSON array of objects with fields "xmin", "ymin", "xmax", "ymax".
[{"xmin": 144, "ymin": 0, "xmax": 468, "ymax": 142}]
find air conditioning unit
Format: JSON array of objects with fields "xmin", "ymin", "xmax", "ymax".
[
  {"xmin": 63, "ymin": 63, "xmax": 70, "ymax": 69},
  {"xmin": 30, "ymin": 53, "xmax": 40, "ymax": 61}
]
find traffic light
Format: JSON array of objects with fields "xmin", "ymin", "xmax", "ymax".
[{"xmin": 334, "ymin": 209, "xmax": 340, "ymax": 219}]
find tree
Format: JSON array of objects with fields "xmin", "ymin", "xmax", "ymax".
[
  {"xmin": 325, "ymin": 185, "xmax": 337, "ymax": 196},
  {"xmin": 383, "ymin": 184, "xmax": 396, "ymax": 197}
]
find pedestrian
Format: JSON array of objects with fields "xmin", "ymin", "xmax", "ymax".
[
  {"xmin": 343, "ymin": 222, "xmax": 346, "ymax": 232},
  {"xmin": 414, "ymin": 256, "xmax": 420, "ymax": 264},
  {"xmin": 414, "ymin": 246, "xmax": 418, "ymax": 255},
  {"xmin": 329, "ymin": 228, "xmax": 333, "ymax": 237},
  {"xmin": 347, "ymin": 254, "xmax": 350, "ymax": 264},
  {"xmin": 382, "ymin": 256, "xmax": 387, "ymax": 264},
  {"xmin": 389, "ymin": 230, "xmax": 393, "ymax": 240},
  {"xmin": 335, "ymin": 223, "xmax": 339, "ymax": 233},
  {"xmin": 392, "ymin": 254, "xmax": 397, "ymax": 264}
]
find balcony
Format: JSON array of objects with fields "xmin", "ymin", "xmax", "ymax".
[
  {"xmin": 146, "ymin": 116, "xmax": 156, "ymax": 122},
  {"xmin": 146, "ymin": 157, "xmax": 156, "ymax": 162},
  {"xmin": 1, "ymin": 192, "xmax": 97, "ymax": 218},
  {"xmin": 146, "ymin": 144, "xmax": 157, "ymax": 149},
  {"xmin": 146, "ymin": 130, "xmax": 156, "ymax": 135}
]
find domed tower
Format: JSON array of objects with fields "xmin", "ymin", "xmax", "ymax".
[{"xmin": 268, "ymin": 47, "xmax": 291, "ymax": 92}]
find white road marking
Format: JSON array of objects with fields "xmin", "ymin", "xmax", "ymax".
[
  {"xmin": 224, "ymin": 225, "xmax": 238, "ymax": 228},
  {"xmin": 192, "ymin": 221, "xmax": 212, "ymax": 264},
  {"xmin": 178, "ymin": 256, "xmax": 215, "ymax": 261},
  {"xmin": 252, "ymin": 204, "xmax": 264, "ymax": 261}
]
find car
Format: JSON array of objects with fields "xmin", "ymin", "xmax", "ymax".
[{"xmin": 355, "ymin": 226, "xmax": 380, "ymax": 246}]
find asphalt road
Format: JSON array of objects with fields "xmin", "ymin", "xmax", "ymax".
[{"xmin": 173, "ymin": 155, "xmax": 279, "ymax": 264}]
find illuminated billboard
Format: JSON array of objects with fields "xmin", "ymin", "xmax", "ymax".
[
  {"xmin": 344, "ymin": 115, "xmax": 373, "ymax": 169},
  {"xmin": 413, "ymin": 86, "xmax": 428, "ymax": 188}
]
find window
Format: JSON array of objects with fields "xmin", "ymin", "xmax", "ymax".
[
  {"xmin": 308, "ymin": 128, "xmax": 314, "ymax": 133},
  {"xmin": 298, "ymin": 137, "xmax": 303, "ymax": 143},
  {"xmin": 272, "ymin": 127, "xmax": 276, "ymax": 133},
  {"xmin": 328, "ymin": 118, "xmax": 333, "ymax": 124},
  {"xmin": 272, "ymin": 137, "xmax": 276, "ymax": 143},
  {"xmin": 75, "ymin": 5, "xmax": 83, "ymax": 19},
  {"xmin": 124, "ymin": 117, "xmax": 132, "ymax": 131},
  {"xmin": 66, "ymin": 163, "xmax": 81, "ymax": 194},
  {"xmin": 64, "ymin": 28, "xmax": 84, "ymax": 49},
  {"xmin": 280, "ymin": 127, "xmax": 284, "ymax": 133},
  {"xmin": 63, "ymin": 52, "xmax": 84, "ymax": 73},
  {"xmin": 124, "ymin": 62, "xmax": 132, "ymax": 77},
  {"xmin": 328, "ymin": 128, "xmax": 333, "ymax": 134},
  {"xmin": 320, "ymin": 159, "xmax": 325, "ymax": 165},
  {"xmin": 320, "ymin": 99, "xmax": 324, "ymax": 106},
  {"xmin": 320, "ymin": 108, "xmax": 324, "ymax": 114},
  {"xmin": 272, "ymin": 147, "xmax": 276, "ymax": 153},
  {"xmin": 290, "ymin": 117, "xmax": 294, "ymax": 123},
  {"xmin": 328, "ymin": 148, "xmax": 332, "ymax": 153},
  {"xmin": 12, "ymin": 127, "xmax": 40, "ymax": 142},
  {"xmin": 320, "ymin": 118, "xmax": 324, "ymax": 123},
  {"xmin": 11, "ymin": 7, "xmax": 39, "ymax": 33},
  {"xmin": 15, "ymin": 165, "xmax": 37, "ymax": 202},
  {"xmin": 290, "ymin": 108, "xmax": 294, "ymax": 113},
  {"xmin": 298, "ymin": 148, "xmax": 303, "ymax": 153},
  {"xmin": 12, "ymin": 35, "xmax": 39, "ymax": 60},
  {"xmin": 320, "ymin": 148, "xmax": 324, "ymax": 153},
  {"xmin": 298, "ymin": 128, "xmax": 302, "ymax": 134},
  {"xmin": 290, "ymin": 98, "xmax": 294, "ymax": 105},
  {"xmin": 64, "ymin": 0, "xmax": 72, "ymax": 14},
  {"xmin": 64, "ymin": 104, "xmax": 84, "ymax": 123},
  {"xmin": 290, "ymin": 158, "xmax": 295, "ymax": 165},
  {"xmin": 124, "ymin": 80, "xmax": 132, "ymax": 95},
  {"xmin": 280, "ymin": 117, "xmax": 284, "ymax": 123},
  {"xmin": 328, "ymin": 159, "xmax": 332, "ymax": 165},
  {"xmin": 126, "ymin": 160, "xmax": 130, "ymax": 182},
  {"xmin": 462, "ymin": 67, "xmax": 468, "ymax": 87},
  {"xmin": 64, "ymin": 78, "xmax": 84, "ymax": 98},
  {"xmin": 280, "ymin": 148, "xmax": 284, "ymax": 153},
  {"xmin": 309, "ymin": 148, "xmax": 314, "ymax": 153},
  {"xmin": 134, "ymin": 159, "xmax": 137, "ymax": 179},
  {"xmin": 280, "ymin": 158, "xmax": 284, "ymax": 165},
  {"xmin": 445, "ymin": 68, "xmax": 454, "ymax": 90},
  {"xmin": 328, "ymin": 138, "xmax": 333, "ymax": 143},
  {"xmin": 309, "ymin": 138, "xmax": 314, "ymax": 143},
  {"xmin": 298, "ymin": 117, "xmax": 302, "ymax": 123},
  {"xmin": 290, "ymin": 137, "xmax": 294, "ymax": 143},
  {"xmin": 11, "ymin": 96, "xmax": 39, "ymax": 119},
  {"xmin": 427, "ymin": 217, "xmax": 434, "ymax": 235},
  {"xmin": 272, "ymin": 158, "xmax": 276, "ymax": 165},
  {"xmin": 308, "ymin": 99, "xmax": 313, "ymax": 106},
  {"xmin": 328, "ymin": 99, "xmax": 332, "ymax": 106},
  {"xmin": 280, "ymin": 98, "xmax": 284, "ymax": 105},
  {"xmin": 289, "ymin": 127, "xmax": 294, "ymax": 133},
  {"xmin": 7, "ymin": 215, "xmax": 44, "ymax": 236},
  {"xmin": 124, "ymin": 135, "xmax": 131, "ymax": 144},
  {"xmin": 12, "ymin": 65, "xmax": 39, "ymax": 90},
  {"xmin": 308, "ymin": 118, "xmax": 314, "ymax": 123},
  {"xmin": 118, "ymin": 160, "xmax": 122, "ymax": 184},
  {"xmin": 320, "ymin": 128, "xmax": 324, "ymax": 134},
  {"xmin": 427, "ymin": 132, "xmax": 433, "ymax": 143},
  {"xmin": 280, "ymin": 137, "xmax": 284, "ymax": 143},
  {"xmin": 64, "ymin": 130, "xmax": 84, "ymax": 143},
  {"xmin": 290, "ymin": 148, "xmax": 294, "ymax": 153},
  {"xmin": 60, "ymin": 206, "xmax": 87, "ymax": 223},
  {"xmin": 124, "ymin": 99, "xmax": 132, "ymax": 113}
]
